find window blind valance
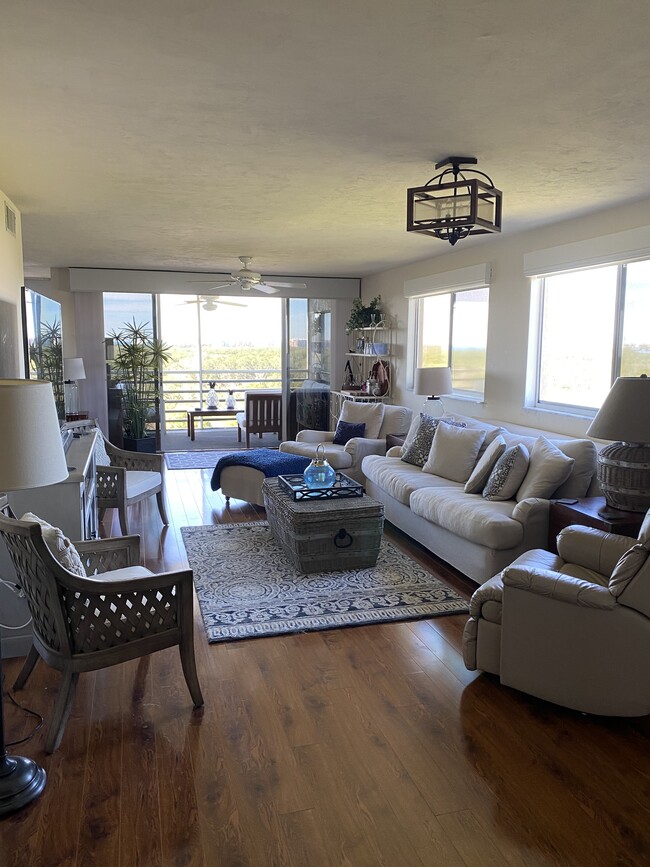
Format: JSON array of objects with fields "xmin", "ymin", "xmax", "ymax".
[
  {"xmin": 403, "ymin": 263, "xmax": 491, "ymax": 298},
  {"xmin": 523, "ymin": 225, "xmax": 650, "ymax": 278}
]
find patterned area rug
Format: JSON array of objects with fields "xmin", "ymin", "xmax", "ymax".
[
  {"xmin": 181, "ymin": 522, "xmax": 468, "ymax": 642},
  {"xmin": 165, "ymin": 450, "xmax": 233, "ymax": 470}
]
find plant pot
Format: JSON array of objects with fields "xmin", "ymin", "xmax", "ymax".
[{"xmin": 123, "ymin": 435, "xmax": 157, "ymax": 453}]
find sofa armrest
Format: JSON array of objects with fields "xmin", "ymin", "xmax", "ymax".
[
  {"xmin": 556, "ymin": 526, "xmax": 635, "ymax": 575},
  {"xmin": 344, "ymin": 437, "xmax": 386, "ymax": 465},
  {"xmin": 386, "ymin": 446, "xmax": 403, "ymax": 458},
  {"xmin": 511, "ymin": 497, "xmax": 550, "ymax": 525},
  {"xmin": 296, "ymin": 430, "xmax": 335, "ymax": 443},
  {"xmin": 503, "ymin": 564, "xmax": 616, "ymax": 609}
]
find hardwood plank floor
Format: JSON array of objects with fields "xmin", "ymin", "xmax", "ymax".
[{"xmin": 1, "ymin": 467, "xmax": 650, "ymax": 866}]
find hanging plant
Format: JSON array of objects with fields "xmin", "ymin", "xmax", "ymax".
[{"xmin": 346, "ymin": 295, "xmax": 382, "ymax": 332}]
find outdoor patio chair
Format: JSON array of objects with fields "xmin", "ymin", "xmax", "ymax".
[{"xmin": 236, "ymin": 390, "xmax": 283, "ymax": 448}]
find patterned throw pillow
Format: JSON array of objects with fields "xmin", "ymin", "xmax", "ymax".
[
  {"xmin": 401, "ymin": 415, "xmax": 441, "ymax": 467},
  {"xmin": 464, "ymin": 434, "xmax": 507, "ymax": 493},
  {"xmin": 482, "ymin": 444, "xmax": 530, "ymax": 501},
  {"xmin": 21, "ymin": 512, "xmax": 87, "ymax": 577},
  {"xmin": 332, "ymin": 420, "xmax": 366, "ymax": 445}
]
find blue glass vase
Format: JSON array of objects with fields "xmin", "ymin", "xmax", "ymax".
[{"xmin": 303, "ymin": 444, "xmax": 337, "ymax": 489}]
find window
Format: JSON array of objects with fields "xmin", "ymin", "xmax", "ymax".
[
  {"xmin": 533, "ymin": 258, "xmax": 650, "ymax": 412},
  {"xmin": 415, "ymin": 286, "xmax": 489, "ymax": 398}
]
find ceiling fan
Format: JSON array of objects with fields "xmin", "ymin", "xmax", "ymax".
[
  {"xmin": 181, "ymin": 296, "xmax": 247, "ymax": 312},
  {"xmin": 189, "ymin": 256, "xmax": 307, "ymax": 294}
]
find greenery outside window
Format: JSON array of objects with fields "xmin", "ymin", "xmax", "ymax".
[
  {"xmin": 414, "ymin": 286, "xmax": 489, "ymax": 399},
  {"xmin": 532, "ymin": 258, "xmax": 650, "ymax": 413}
]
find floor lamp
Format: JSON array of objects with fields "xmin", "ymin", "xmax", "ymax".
[{"xmin": 0, "ymin": 379, "xmax": 69, "ymax": 817}]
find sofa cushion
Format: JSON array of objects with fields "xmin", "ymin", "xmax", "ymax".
[
  {"xmin": 362, "ymin": 455, "xmax": 459, "ymax": 505},
  {"xmin": 549, "ymin": 439, "xmax": 597, "ymax": 498},
  {"xmin": 378, "ymin": 404, "xmax": 412, "ymax": 440},
  {"xmin": 441, "ymin": 413, "xmax": 507, "ymax": 454},
  {"xmin": 340, "ymin": 400, "xmax": 384, "ymax": 439},
  {"xmin": 423, "ymin": 423, "xmax": 485, "ymax": 482},
  {"xmin": 333, "ymin": 420, "xmax": 365, "ymax": 445},
  {"xmin": 21, "ymin": 512, "xmax": 87, "ymax": 577},
  {"xmin": 409, "ymin": 488, "xmax": 524, "ymax": 549},
  {"xmin": 464, "ymin": 435, "xmax": 507, "ymax": 494},
  {"xmin": 482, "ymin": 444, "xmax": 530, "ymax": 501},
  {"xmin": 516, "ymin": 436, "xmax": 575, "ymax": 501}
]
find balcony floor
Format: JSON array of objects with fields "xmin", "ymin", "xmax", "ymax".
[{"xmin": 161, "ymin": 426, "xmax": 284, "ymax": 453}]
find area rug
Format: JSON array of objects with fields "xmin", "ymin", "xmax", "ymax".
[
  {"xmin": 165, "ymin": 450, "xmax": 233, "ymax": 470},
  {"xmin": 181, "ymin": 522, "xmax": 468, "ymax": 642}
]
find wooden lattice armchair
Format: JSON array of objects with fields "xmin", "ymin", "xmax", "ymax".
[
  {"xmin": 96, "ymin": 433, "xmax": 168, "ymax": 535},
  {"xmin": 236, "ymin": 391, "xmax": 283, "ymax": 448},
  {"xmin": 0, "ymin": 513, "xmax": 203, "ymax": 753}
]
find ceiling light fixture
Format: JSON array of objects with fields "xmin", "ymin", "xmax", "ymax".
[{"xmin": 406, "ymin": 156, "xmax": 502, "ymax": 246}]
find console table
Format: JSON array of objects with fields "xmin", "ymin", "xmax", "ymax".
[
  {"xmin": 8, "ymin": 430, "xmax": 98, "ymax": 541},
  {"xmin": 186, "ymin": 408, "xmax": 240, "ymax": 441}
]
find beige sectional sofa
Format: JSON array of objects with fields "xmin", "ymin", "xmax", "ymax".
[{"xmin": 361, "ymin": 412, "xmax": 598, "ymax": 585}]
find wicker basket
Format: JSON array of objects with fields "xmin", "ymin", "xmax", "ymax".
[{"xmin": 262, "ymin": 477, "xmax": 384, "ymax": 573}]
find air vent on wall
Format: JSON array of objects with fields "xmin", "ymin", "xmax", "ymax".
[{"xmin": 4, "ymin": 202, "xmax": 16, "ymax": 236}]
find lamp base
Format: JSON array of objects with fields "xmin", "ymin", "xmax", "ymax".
[
  {"xmin": 0, "ymin": 754, "xmax": 46, "ymax": 817},
  {"xmin": 597, "ymin": 442, "xmax": 650, "ymax": 514}
]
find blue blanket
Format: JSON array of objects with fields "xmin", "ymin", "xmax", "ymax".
[{"xmin": 210, "ymin": 448, "xmax": 311, "ymax": 492}]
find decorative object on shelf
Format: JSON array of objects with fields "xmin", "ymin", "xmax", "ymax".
[
  {"xmin": 303, "ymin": 443, "xmax": 337, "ymax": 489},
  {"xmin": 107, "ymin": 320, "xmax": 172, "ymax": 452},
  {"xmin": 346, "ymin": 296, "xmax": 382, "ymax": 332},
  {"xmin": 226, "ymin": 389, "xmax": 236, "ymax": 409},
  {"xmin": 0, "ymin": 379, "xmax": 69, "ymax": 816},
  {"xmin": 407, "ymin": 156, "xmax": 502, "ymax": 246},
  {"xmin": 206, "ymin": 381, "xmax": 219, "ymax": 409},
  {"xmin": 586, "ymin": 375, "xmax": 650, "ymax": 514},
  {"xmin": 63, "ymin": 356, "xmax": 86, "ymax": 419}
]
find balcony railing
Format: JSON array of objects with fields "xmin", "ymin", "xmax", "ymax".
[{"xmin": 160, "ymin": 368, "xmax": 308, "ymax": 432}]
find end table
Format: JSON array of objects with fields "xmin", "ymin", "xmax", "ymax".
[{"xmin": 548, "ymin": 496, "xmax": 644, "ymax": 553}]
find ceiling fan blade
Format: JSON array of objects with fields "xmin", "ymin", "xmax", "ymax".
[
  {"xmin": 188, "ymin": 279, "xmax": 236, "ymax": 286},
  {"xmin": 256, "ymin": 283, "xmax": 280, "ymax": 294},
  {"xmin": 216, "ymin": 299, "xmax": 248, "ymax": 307},
  {"xmin": 263, "ymin": 280, "xmax": 308, "ymax": 289}
]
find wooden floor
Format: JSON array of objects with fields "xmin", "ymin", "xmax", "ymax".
[{"xmin": 2, "ymin": 468, "xmax": 650, "ymax": 866}]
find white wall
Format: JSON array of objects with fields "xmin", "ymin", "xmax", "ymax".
[
  {"xmin": 0, "ymin": 189, "xmax": 25, "ymax": 376},
  {"xmin": 362, "ymin": 197, "xmax": 650, "ymax": 438}
]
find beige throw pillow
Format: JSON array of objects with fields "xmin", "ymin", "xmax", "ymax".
[
  {"xmin": 339, "ymin": 400, "xmax": 385, "ymax": 439},
  {"xmin": 464, "ymin": 434, "xmax": 507, "ymax": 493},
  {"xmin": 482, "ymin": 444, "xmax": 530, "ymax": 501},
  {"xmin": 423, "ymin": 423, "xmax": 486, "ymax": 482},
  {"xmin": 21, "ymin": 512, "xmax": 87, "ymax": 577},
  {"xmin": 516, "ymin": 436, "xmax": 575, "ymax": 501}
]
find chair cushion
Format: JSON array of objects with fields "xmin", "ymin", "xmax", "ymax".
[
  {"xmin": 423, "ymin": 423, "xmax": 485, "ymax": 482},
  {"xmin": 89, "ymin": 565, "xmax": 155, "ymax": 582},
  {"xmin": 333, "ymin": 420, "xmax": 365, "ymax": 445},
  {"xmin": 516, "ymin": 436, "xmax": 575, "ymax": 501},
  {"xmin": 464, "ymin": 435, "xmax": 507, "ymax": 493},
  {"xmin": 21, "ymin": 512, "xmax": 87, "ymax": 577},
  {"xmin": 340, "ymin": 400, "xmax": 385, "ymax": 439},
  {"xmin": 125, "ymin": 470, "xmax": 162, "ymax": 498},
  {"xmin": 482, "ymin": 444, "xmax": 530, "ymax": 501},
  {"xmin": 236, "ymin": 411, "xmax": 246, "ymax": 428}
]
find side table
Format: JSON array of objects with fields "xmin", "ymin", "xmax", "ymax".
[{"xmin": 548, "ymin": 496, "xmax": 644, "ymax": 553}]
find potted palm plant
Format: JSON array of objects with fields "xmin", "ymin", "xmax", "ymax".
[{"xmin": 108, "ymin": 320, "xmax": 172, "ymax": 452}]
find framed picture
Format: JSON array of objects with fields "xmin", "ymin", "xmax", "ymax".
[{"xmin": 0, "ymin": 299, "xmax": 19, "ymax": 378}]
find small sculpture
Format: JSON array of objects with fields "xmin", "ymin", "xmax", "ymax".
[{"xmin": 206, "ymin": 381, "xmax": 218, "ymax": 409}]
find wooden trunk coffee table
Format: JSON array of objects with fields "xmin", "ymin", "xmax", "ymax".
[{"xmin": 262, "ymin": 477, "xmax": 384, "ymax": 574}]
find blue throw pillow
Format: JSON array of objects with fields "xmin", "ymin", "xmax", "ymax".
[{"xmin": 333, "ymin": 420, "xmax": 366, "ymax": 445}]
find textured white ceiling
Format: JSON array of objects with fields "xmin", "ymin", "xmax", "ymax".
[{"xmin": 2, "ymin": 0, "xmax": 650, "ymax": 279}]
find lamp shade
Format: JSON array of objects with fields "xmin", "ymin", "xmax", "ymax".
[
  {"xmin": 586, "ymin": 377, "xmax": 650, "ymax": 443},
  {"xmin": 63, "ymin": 357, "xmax": 86, "ymax": 381},
  {"xmin": 0, "ymin": 379, "xmax": 69, "ymax": 491},
  {"xmin": 414, "ymin": 366, "xmax": 452, "ymax": 398}
]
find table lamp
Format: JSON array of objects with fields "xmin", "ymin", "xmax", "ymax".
[
  {"xmin": 63, "ymin": 357, "xmax": 86, "ymax": 419},
  {"xmin": 414, "ymin": 366, "xmax": 452, "ymax": 415},
  {"xmin": 0, "ymin": 378, "xmax": 69, "ymax": 816},
  {"xmin": 586, "ymin": 375, "xmax": 650, "ymax": 514}
]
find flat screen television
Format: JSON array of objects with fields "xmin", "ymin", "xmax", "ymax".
[{"xmin": 21, "ymin": 287, "xmax": 65, "ymax": 421}]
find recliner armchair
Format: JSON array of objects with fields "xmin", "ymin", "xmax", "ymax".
[
  {"xmin": 279, "ymin": 402, "xmax": 412, "ymax": 484},
  {"xmin": 463, "ymin": 515, "xmax": 650, "ymax": 716}
]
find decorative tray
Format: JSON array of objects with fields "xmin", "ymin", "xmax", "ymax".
[{"xmin": 277, "ymin": 472, "xmax": 364, "ymax": 501}]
